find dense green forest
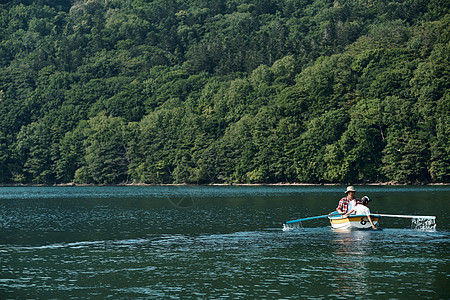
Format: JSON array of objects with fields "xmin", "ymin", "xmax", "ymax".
[{"xmin": 0, "ymin": 0, "xmax": 448, "ymax": 184}]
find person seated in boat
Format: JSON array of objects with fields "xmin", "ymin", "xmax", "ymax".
[
  {"xmin": 335, "ymin": 186, "xmax": 361, "ymax": 215},
  {"xmin": 344, "ymin": 196, "xmax": 378, "ymax": 230}
]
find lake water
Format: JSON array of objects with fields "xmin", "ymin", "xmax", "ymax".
[{"xmin": 1, "ymin": 185, "xmax": 449, "ymax": 299}]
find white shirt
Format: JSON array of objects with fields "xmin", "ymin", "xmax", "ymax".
[
  {"xmin": 354, "ymin": 204, "xmax": 370, "ymax": 216},
  {"xmin": 348, "ymin": 199, "xmax": 357, "ymax": 214}
]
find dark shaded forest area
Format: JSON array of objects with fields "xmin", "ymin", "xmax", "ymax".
[{"xmin": 0, "ymin": 0, "xmax": 448, "ymax": 184}]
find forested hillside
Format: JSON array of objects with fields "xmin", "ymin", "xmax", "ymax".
[{"xmin": 0, "ymin": 0, "xmax": 448, "ymax": 184}]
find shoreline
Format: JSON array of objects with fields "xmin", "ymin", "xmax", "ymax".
[{"xmin": 1, "ymin": 182, "xmax": 449, "ymax": 187}]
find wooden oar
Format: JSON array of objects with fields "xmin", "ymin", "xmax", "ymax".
[
  {"xmin": 284, "ymin": 211, "xmax": 339, "ymax": 224},
  {"xmin": 372, "ymin": 214, "xmax": 436, "ymax": 220}
]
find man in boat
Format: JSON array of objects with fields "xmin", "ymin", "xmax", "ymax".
[
  {"xmin": 335, "ymin": 186, "xmax": 361, "ymax": 215},
  {"xmin": 343, "ymin": 196, "xmax": 378, "ymax": 230}
]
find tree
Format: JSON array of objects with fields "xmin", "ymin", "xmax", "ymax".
[
  {"xmin": 381, "ymin": 130, "xmax": 430, "ymax": 183},
  {"xmin": 15, "ymin": 121, "xmax": 54, "ymax": 183},
  {"xmin": 56, "ymin": 121, "xmax": 87, "ymax": 183},
  {"xmin": 294, "ymin": 109, "xmax": 349, "ymax": 182},
  {"xmin": 82, "ymin": 112, "xmax": 129, "ymax": 184}
]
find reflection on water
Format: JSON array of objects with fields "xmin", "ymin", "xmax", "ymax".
[{"xmin": 330, "ymin": 230, "xmax": 372, "ymax": 297}]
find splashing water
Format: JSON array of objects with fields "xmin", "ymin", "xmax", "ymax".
[
  {"xmin": 282, "ymin": 222, "xmax": 303, "ymax": 231},
  {"xmin": 411, "ymin": 217, "xmax": 436, "ymax": 231}
]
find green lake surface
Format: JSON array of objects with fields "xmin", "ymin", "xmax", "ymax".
[{"xmin": 1, "ymin": 185, "xmax": 449, "ymax": 299}]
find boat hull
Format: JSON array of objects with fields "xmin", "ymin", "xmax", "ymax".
[{"xmin": 329, "ymin": 215, "xmax": 379, "ymax": 229}]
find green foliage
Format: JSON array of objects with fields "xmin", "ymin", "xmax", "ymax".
[
  {"xmin": 15, "ymin": 121, "xmax": 55, "ymax": 183},
  {"xmin": 83, "ymin": 113, "xmax": 129, "ymax": 184},
  {"xmin": 0, "ymin": 0, "xmax": 448, "ymax": 184}
]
